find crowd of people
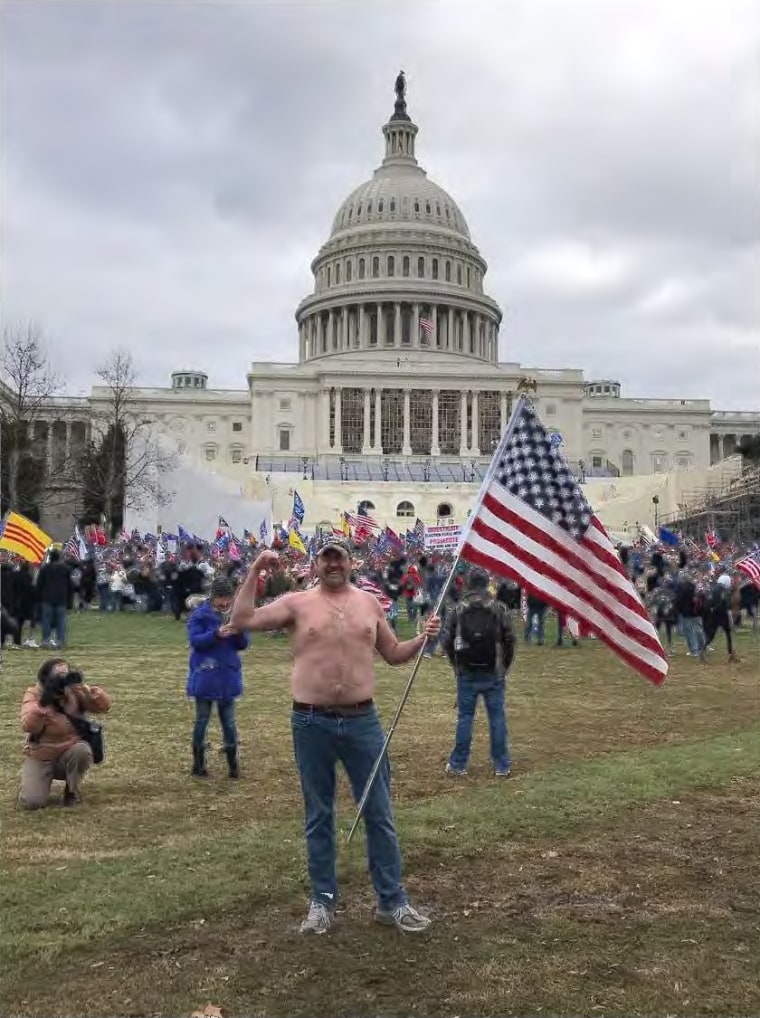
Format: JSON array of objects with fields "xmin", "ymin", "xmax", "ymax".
[{"xmin": 4, "ymin": 524, "xmax": 758, "ymax": 933}]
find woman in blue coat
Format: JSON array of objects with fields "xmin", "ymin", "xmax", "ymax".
[{"xmin": 186, "ymin": 576, "xmax": 249, "ymax": 778}]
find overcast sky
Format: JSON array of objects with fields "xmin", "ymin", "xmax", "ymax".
[{"xmin": 2, "ymin": 0, "xmax": 758, "ymax": 408}]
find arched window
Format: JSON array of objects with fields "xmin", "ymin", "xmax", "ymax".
[
  {"xmin": 425, "ymin": 201, "xmax": 431, "ymax": 214},
  {"xmin": 445, "ymin": 206, "xmax": 450, "ymax": 220},
  {"xmin": 621, "ymin": 449, "xmax": 634, "ymax": 476},
  {"xmin": 437, "ymin": 502, "xmax": 452, "ymax": 519},
  {"xmin": 390, "ymin": 198, "xmax": 396, "ymax": 212},
  {"xmin": 396, "ymin": 500, "xmax": 415, "ymax": 518},
  {"xmin": 378, "ymin": 200, "xmax": 384, "ymax": 213},
  {"xmin": 372, "ymin": 256, "xmax": 380, "ymax": 278},
  {"xmin": 414, "ymin": 200, "xmax": 420, "ymax": 213},
  {"xmin": 466, "ymin": 266, "xmax": 471, "ymax": 287},
  {"xmin": 457, "ymin": 264, "xmax": 462, "ymax": 285},
  {"xmin": 327, "ymin": 266, "xmax": 331, "ymax": 286},
  {"xmin": 359, "ymin": 499, "xmax": 376, "ymax": 512},
  {"xmin": 335, "ymin": 262, "xmax": 341, "ymax": 284},
  {"xmin": 387, "ymin": 255, "xmax": 395, "ymax": 276},
  {"xmin": 367, "ymin": 200, "xmax": 372, "ymax": 214},
  {"xmin": 417, "ymin": 257, "xmax": 425, "ymax": 278},
  {"xmin": 436, "ymin": 202, "xmax": 441, "ymax": 216},
  {"xmin": 402, "ymin": 255, "xmax": 410, "ymax": 277},
  {"xmin": 358, "ymin": 258, "xmax": 366, "ymax": 280},
  {"xmin": 346, "ymin": 260, "xmax": 352, "ymax": 281},
  {"xmin": 432, "ymin": 258, "xmax": 439, "ymax": 280},
  {"xmin": 445, "ymin": 260, "xmax": 451, "ymax": 282},
  {"xmin": 347, "ymin": 206, "xmax": 353, "ymax": 221}
]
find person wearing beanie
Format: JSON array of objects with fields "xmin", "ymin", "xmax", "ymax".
[{"xmin": 185, "ymin": 574, "xmax": 248, "ymax": 778}]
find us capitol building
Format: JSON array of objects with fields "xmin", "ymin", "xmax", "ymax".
[{"xmin": 29, "ymin": 76, "xmax": 760, "ymax": 535}]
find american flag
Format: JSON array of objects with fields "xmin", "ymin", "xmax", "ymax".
[
  {"xmin": 459, "ymin": 399, "xmax": 668, "ymax": 685},
  {"xmin": 62, "ymin": 535, "xmax": 80, "ymax": 561},
  {"xmin": 355, "ymin": 575, "xmax": 392, "ymax": 612},
  {"xmin": 705, "ymin": 530, "xmax": 721, "ymax": 550},
  {"xmin": 346, "ymin": 510, "xmax": 380, "ymax": 531},
  {"xmin": 419, "ymin": 316, "xmax": 435, "ymax": 340},
  {"xmin": 736, "ymin": 550, "xmax": 760, "ymax": 589}
]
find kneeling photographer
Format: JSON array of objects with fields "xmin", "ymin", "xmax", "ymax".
[{"xmin": 19, "ymin": 658, "xmax": 111, "ymax": 809}]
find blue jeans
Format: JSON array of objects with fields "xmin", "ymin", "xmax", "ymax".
[
  {"xmin": 291, "ymin": 706, "xmax": 407, "ymax": 911},
  {"xmin": 680, "ymin": 616, "xmax": 705, "ymax": 656},
  {"xmin": 449, "ymin": 673, "xmax": 511, "ymax": 772},
  {"xmin": 40, "ymin": 604, "xmax": 67, "ymax": 646},
  {"xmin": 193, "ymin": 698, "xmax": 238, "ymax": 750}
]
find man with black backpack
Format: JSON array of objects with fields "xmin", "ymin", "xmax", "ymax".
[{"xmin": 441, "ymin": 567, "xmax": 515, "ymax": 777}]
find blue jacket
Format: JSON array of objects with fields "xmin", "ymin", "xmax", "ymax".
[{"xmin": 186, "ymin": 601, "xmax": 249, "ymax": 701}]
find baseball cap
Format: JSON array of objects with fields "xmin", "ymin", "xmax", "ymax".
[{"xmin": 316, "ymin": 537, "xmax": 350, "ymax": 557}]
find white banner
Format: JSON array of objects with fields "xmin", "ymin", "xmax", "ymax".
[{"xmin": 424, "ymin": 523, "xmax": 463, "ymax": 550}]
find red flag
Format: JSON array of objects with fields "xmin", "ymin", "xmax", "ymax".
[{"xmin": 460, "ymin": 400, "xmax": 668, "ymax": 685}]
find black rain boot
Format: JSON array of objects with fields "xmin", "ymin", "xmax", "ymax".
[
  {"xmin": 191, "ymin": 745, "xmax": 208, "ymax": 777},
  {"xmin": 224, "ymin": 746, "xmax": 240, "ymax": 779}
]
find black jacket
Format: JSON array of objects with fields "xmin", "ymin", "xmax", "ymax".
[
  {"xmin": 35, "ymin": 561, "xmax": 72, "ymax": 607},
  {"xmin": 441, "ymin": 593, "xmax": 515, "ymax": 676}
]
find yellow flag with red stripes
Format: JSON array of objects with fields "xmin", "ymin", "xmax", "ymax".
[{"xmin": 0, "ymin": 512, "xmax": 52, "ymax": 564}]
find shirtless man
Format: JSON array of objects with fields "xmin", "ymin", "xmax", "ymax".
[{"xmin": 231, "ymin": 537, "xmax": 441, "ymax": 935}]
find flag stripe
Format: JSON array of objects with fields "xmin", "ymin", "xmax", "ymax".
[
  {"xmin": 3, "ymin": 524, "xmax": 48, "ymax": 557},
  {"xmin": 462, "ymin": 532, "xmax": 667, "ymax": 684},
  {"xmin": 481, "ymin": 491, "xmax": 651, "ymax": 623},
  {"xmin": 478, "ymin": 494, "xmax": 663, "ymax": 651}
]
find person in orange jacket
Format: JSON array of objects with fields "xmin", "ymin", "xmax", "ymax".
[{"xmin": 18, "ymin": 658, "xmax": 111, "ymax": 809}]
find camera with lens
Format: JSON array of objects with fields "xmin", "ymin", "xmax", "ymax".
[{"xmin": 39, "ymin": 670, "xmax": 84, "ymax": 708}]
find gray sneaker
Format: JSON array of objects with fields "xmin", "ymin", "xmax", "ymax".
[
  {"xmin": 444, "ymin": 762, "xmax": 467, "ymax": 776},
  {"xmin": 375, "ymin": 902, "xmax": 431, "ymax": 933},
  {"xmin": 299, "ymin": 900, "xmax": 334, "ymax": 935}
]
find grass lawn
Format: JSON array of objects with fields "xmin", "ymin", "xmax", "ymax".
[{"xmin": 1, "ymin": 610, "xmax": 758, "ymax": 1017}]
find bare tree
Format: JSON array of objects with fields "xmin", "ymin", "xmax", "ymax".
[
  {"xmin": 78, "ymin": 349, "xmax": 176, "ymax": 531},
  {"xmin": 0, "ymin": 321, "xmax": 62, "ymax": 516}
]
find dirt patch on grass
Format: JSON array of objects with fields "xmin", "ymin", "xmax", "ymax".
[{"xmin": 5, "ymin": 779, "xmax": 758, "ymax": 1018}]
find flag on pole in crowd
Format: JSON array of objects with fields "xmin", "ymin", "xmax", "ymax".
[
  {"xmin": 384, "ymin": 527, "xmax": 405, "ymax": 553},
  {"xmin": 62, "ymin": 534, "xmax": 80, "ymax": 561},
  {"xmin": 346, "ymin": 509, "xmax": 380, "ymax": 531},
  {"xmin": 736, "ymin": 549, "xmax": 760, "ymax": 589},
  {"xmin": 178, "ymin": 525, "xmax": 193, "ymax": 544},
  {"xmin": 74, "ymin": 525, "xmax": 89, "ymax": 560},
  {"xmin": 228, "ymin": 541, "xmax": 241, "ymax": 562},
  {"xmin": 705, "ymin": 530, "xmax": 721, "ymax": 550},
  {"xmin": 458, "ymin": 398, "xmax": 668, "ymax": 685},
  {"xmin": 288, "ymin": 527, "xmax": 307, "ymax": 555},
  {"xmin": 339, "ymin": 512, "xmax": 351, "ymax": 537},
  {"xmin": 658, "ymin": 526, "xmax": 680, "ymax": 547},
  {"xmin": 292, "ymin": 490, "xmax": 306, "ymax": 524},
  {"xmin": 259, "ymin": 520, "xmax": 269, "ymax": 546},
  {"xmin": 0, "ymin": 512, "xmax": 52, "ymax": 564}
]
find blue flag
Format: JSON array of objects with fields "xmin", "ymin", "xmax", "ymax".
[
  {"xmin": 293, "ymin": 490, "xmax": 306, "ymax": 524},
  {"xmin": 659, "ymin": 527, "xmax": 680, "ymax": 547}
]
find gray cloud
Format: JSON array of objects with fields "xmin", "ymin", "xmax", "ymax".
[{"xmin": 2, "ymin": 0, "xmax": 758, "ymax": 408}]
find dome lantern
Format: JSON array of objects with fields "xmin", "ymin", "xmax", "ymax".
[{"xmin": 382, "ymin": 70, "xmax": 420, "ymax": 169}]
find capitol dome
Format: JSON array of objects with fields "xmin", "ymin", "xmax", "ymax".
[{"xmin": 295, "ymin": 74, "xmax": 502, "ymax": 367}]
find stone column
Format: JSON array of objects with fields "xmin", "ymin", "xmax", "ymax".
[
  {"xmin": 362, "ymin": 388, "xmax": 372, "ymax": 453},
  {"xmin": 341, "ymin": 306, "xmax": 348, "ymax": 350},
  {"xmin": 373, "ymin": 388, "xmax": 382, "ymax": 451},
  {"xmin": 402, "ymin": 389, "xmax": 412, "ymax": 456},
  {"xmin": 359, "ymin": 304, "xmax": 366, "ymax": 349},
  {"xmin": 377, "ymin": 303, "xmax": 385, "ymax": 346},
  {"xmin": 431, "ymin": 389, "xmax": 440, "ymax": 456},
  {"xmin": 327, "ymin": 310, "xmax": 334, "ymax": 351},
  {"xmin": 319, "ymin": 388, "xmax": 331, "ymax": 452},
  {"xmin": 471, "ymin": 390, "xmax": 480, "ymax": 455},
  {"xmin": 459, "ymin": 390, "xmax": 468, "ymax": 455},
  {"xmin": 394, "ymin": 303, "xmax": 402, "ymax": 347},
  {"xmin": 430, "ymin": 303, "xmax": 438, "ymax": 347},
  {"xmin": 413, "ymin": 303, "xmax": 420, "ymax": 348},
  {"xmin": 448, "ymin": 306, "xmax": 454, "ymax": 350},
  {"xmin": 500, "ymin": 390, "xmax": 508, "ymax": 434},
  {"xmin": 333, "ymin": 387, "xmax": 343, "ymax": 453},
  {"xmin": 64, "ymin": 421, "xmax": 72, "ymax": 469}
]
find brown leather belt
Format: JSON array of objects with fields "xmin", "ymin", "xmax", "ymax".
[{"xmin": 292, "ymin": 699, "xmax": 373, "ymax": 717}]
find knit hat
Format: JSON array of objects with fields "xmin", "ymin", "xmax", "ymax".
[{"xmin": 210, "ymin": 576, "xmax": 235, "ymax": 599}]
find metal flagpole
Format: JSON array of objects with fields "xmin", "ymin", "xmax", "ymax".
[{"xmin": 346, "ymin": 398, "xmax": 527, "ymax": 844}]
